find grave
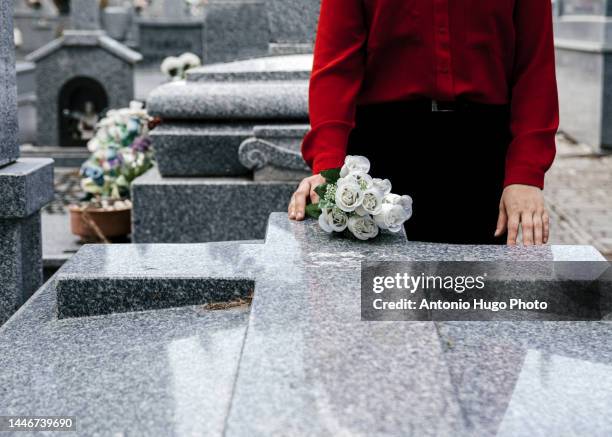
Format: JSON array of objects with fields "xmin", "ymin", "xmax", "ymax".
[
  {"xmin": 26, "ymin": 0, "xmax": 142, "ymax": 147},
  {"xmin": 133, "ymin": 54, "xmax": 311, "ymax": 243},
  {"xmin": 136, "ymin": 0, "xmax": 204, "ymax": 64},
  {"xmin": 13, "ymin": 0, "xmax": 61, "ymax": 57},
  {"xmin": 1, "ymin": 213, "xmax": 611, "ymax": 434},
  {"xmin": 0, "ymin": 0, "xmax": 53, "ymax": 325},
  {"xmin": 555, "ymin": 0, "xmax": 612, "ymax": 151},
  {"xmin": 203, "ymin": 0, "xmax": 320, "ymax": 63}
]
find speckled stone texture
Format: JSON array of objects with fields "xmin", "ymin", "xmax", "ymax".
[
  {"xmin": 266, "ymin": 0, "xmax": 320, "ymax": 53},
  {"xmin": 137, "ymin": 19, "xmax": 204, "ymax": 65},
  {"xmin": 70, "ymin": 0, "xmax": 101, "ymax": 30},
  {"xmin": 27, "ymin": 31, "xmax": 141, "ymax": 147},
  {"xmin": 0, "ymin": 158, "xmax": 54, "ymax": 218},
  {"xmin": 151, "ymin": 123, "xmax": 252, "ymax": 177},
  {"xmin": 204, "ymin": 0, "xmax": 270, "ymax": 64},
  {"xmin": 1, "ymin": 214, "xmax": 610, "ymax": 435},
  {"xmin": 0, "ymin": 158, "xmax": 53, "ymax": 325},
  {"xmin": 0, "ymin": 0, "xmax": 20, "ymax": 167},
  {"xmin": 147, "ymin": 79, "xmax": 308, "ymax": 120},
  {"xmin": 131, "ymin": 168, "xmax": 296, "ymax": 242}
]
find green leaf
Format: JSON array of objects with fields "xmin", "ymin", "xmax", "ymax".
[
  {"xmin": 305, "ymin": 203, "xmax": 322, "ymax": 219},
  {"xmin": 320, "ymin": 168, "xmax": 341, "ymax": 184},
  {"xmin": 314, "ymin": 183, "xmax": 328, "ymax": 200}
]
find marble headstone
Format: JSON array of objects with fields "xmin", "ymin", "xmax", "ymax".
[{"xmin": 0, "ymin": 0, "xmax": 19, "ymax": 166}]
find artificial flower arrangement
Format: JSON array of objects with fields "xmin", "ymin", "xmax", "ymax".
[
  {"xmin": 306, "ymin": 156, "xmax": 413, "ymax": 240},
  {"xmin": 160, "ymin": 52, "xmax": 202, "ymax": 81},
  {"xmin": 71, "ymin": 101, "xmax": 156, "ymax": 241}
]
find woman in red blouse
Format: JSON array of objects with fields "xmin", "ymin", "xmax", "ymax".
[{"xmin": 288, "ymin": 0, "xmax": 558, "ymax": 245}]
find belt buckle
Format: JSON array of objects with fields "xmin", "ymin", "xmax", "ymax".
[{"xmin": 431, "ymin": 100, "xmax": 454, "ymax": 112}]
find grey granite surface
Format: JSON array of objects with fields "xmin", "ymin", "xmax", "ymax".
[
  {"xmin": 1, "ymin": 213, "xmax": 611, "ymax": 435},
  {"xmin": 203, "ymin": 0, "xmax": 270, "ymax": 64},
  {"xmin": 131, "ymin": 168, "xmax": 297, "ymax": 243},
  {"xmin": 0, "ymin": 212, "xmax": 43, "ymax": 326},
  {"xmin": 147, "ymin": 79, "xmax": 309, "ymax": 120},
  {"xmin": 70, "ymin": 0, "xmax": 101, "ymax": 30},
  {"xmin": 0, "ymin": 158, "xmax": 54, "ymax": 218},
  {"xmin": 0, "ymin": 0, "xmax": 20, "ymax": 166},
  {"xmin": 187, "ymin": 54, "xmax": 313, "ymax": 82},
  {"xmin": 151, "ymin": 123, "xmax": 252, "ymax": 177},
  {"xmin": 266, "ymin": 0, "xmax": 319, "ymax": 49},
  {"xmin": 137, "ymin": 20, "xmax": 204, "ymax": 65}
]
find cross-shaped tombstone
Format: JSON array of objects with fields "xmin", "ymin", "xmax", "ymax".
[
  {"xmin": 71, "ymin": 0, "xmax": 101, "ymax": 31},
  {"xmin": 0, "ymin": 0, "xmax": 19, "ymax": 166}
]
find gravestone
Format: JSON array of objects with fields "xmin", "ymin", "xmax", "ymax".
[
  {"xmin": 136, "ymin": 0, "xmax": 204, "ymax": 64},
  {"xmin": 266, "ymin": 0, "xmax": 320, "ymax": 55},
  {"xmin": 134, "ymin": 54, "xmax": 311, "ymax": 243},
  {"xmin": 203, "ymin": 0, "xmax": 320, "ymax": 63},
  {"xmin": 555, "ymin": 0, "xmax": 612, "ymax": 151},
  {"xmin": 0, "ymin": 0, "xmax": 54, "ymax": 326},
  {"xmin": 13, "ymin": 0, "xmax": 60, "ymax": 57},
  {"xmin": 27, "ymin": 0, "xmax": 142, "ymax": 147},
  {"xmin": 0, "ymin": 213, "xmax": 611, "ymax": 434}
]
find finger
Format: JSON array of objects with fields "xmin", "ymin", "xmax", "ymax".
[
  {"xmin": 543, "ymin": 211, "xmax": 550, "ymax": 244},
  {"xmin": 293, "ymin": 187, "xmax": 309, "ymax": 221},
  {"xmin": 521, "ymin": 211, "xmax": 534, "ymax": 246},
  {"xmin": 310, "ymin": 185, "xmax": 320, "ymax": 203},
  {"xmin": 494, "ymin": 206, "xmax": 508, "ymax": 237},
  {"xmin": 533, "ymin": 212, "xmax": 543, "ymax": 245},
  {"xmin": 507, "ymin": 213, "xmax": 520, "ymax": 246},
  {"xmin": 288, "ymin": 195, "xmax": 296, "ymax": 220}
]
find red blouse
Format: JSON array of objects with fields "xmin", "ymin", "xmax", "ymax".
[{"xmin": 302, "ymin": 0, "xmax": 559, "ymax": 189}]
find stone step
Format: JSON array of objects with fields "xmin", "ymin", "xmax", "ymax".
[
  {"xmin": 131, "ymin": 167, "xmax": 297, "ymax": 243},
  {"xmin": 54, "ymin": 241, "xmax": 263, "ymax": 319}
]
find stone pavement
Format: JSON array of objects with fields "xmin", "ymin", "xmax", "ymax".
[{"xmin": 546, "ymin": 135, "xmax": 612, "ymax": 259}]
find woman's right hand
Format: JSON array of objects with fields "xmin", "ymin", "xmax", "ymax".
[{"xmin": 288, "ymin": 174, "xmax": 326, "ymax": 221}]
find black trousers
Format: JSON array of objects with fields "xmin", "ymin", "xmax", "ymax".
[{"xmin": 347, "ymin": 100, "xmax": 511, "ymax": 245}]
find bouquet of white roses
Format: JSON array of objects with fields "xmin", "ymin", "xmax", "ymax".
[{"xmin": 306, "ymin": 156, "xmax": 413, "ymax": 240}]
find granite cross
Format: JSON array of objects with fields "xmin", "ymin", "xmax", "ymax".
[
  {"xmin": 70, "ymin": 0, "xmax": 101, "ymax": 31},
  {"xmin": 0, "ymin": 0, "xmax": 19, "ymax": 167},
  {"xmin": 1, "ymin": 213, "xmax": 610, "ymax": 434}
]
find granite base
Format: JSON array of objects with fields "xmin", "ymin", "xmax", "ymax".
[{"xmin": 131, "ymin": 167, "xmax": 296, "ymax": 243}]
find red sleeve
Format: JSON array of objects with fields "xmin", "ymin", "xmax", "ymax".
[
  {"xmin": 301, "ymin": 0, "xmax": 368, "ymax": 174},
  {"xmin": 505, "ymin": 0, "xmax": 559, "ymax": 189}
]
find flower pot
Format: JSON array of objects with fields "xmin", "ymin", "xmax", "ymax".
[{"xmin": 69, "ymin": 204, "xmax": 132, "ymax": 241}]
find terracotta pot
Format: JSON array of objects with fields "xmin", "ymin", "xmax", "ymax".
[{"xmin": 69, "ymin": 204, "xmax": 132, "ymax": 241}]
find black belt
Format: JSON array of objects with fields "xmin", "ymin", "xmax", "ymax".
[{"xmin": 356, "ymin": 99, "xmax": 510, "ymax": 118}]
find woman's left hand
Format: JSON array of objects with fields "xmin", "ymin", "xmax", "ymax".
[{"xmin": 495, "ymin": 184, "xmax": 550, "ymax": 246}]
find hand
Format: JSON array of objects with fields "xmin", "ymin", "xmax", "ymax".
[
  {"xmin": 288, "ymin": 174, "xmax": 326, "ymax": 221},
  {"xmin": 495, "ymin": 184, "xmax": 549, "ymax": 246}
]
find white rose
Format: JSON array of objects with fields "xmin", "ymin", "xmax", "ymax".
[
  {"xmin": 318, "ymin": 207, "xmax": 349, "ymax": 233},
  {"xmin": 340, "ymin": 155, "xmax": 370, "ymax": 177},
  {"xmin": 360, "ymin": 188, "xmax": 384, "ymax": 215},
  {"xmin": 348, "ymin": 215, "xmax": 379, "ymax": 240},
  {"xmin": 340, "ymin": 171, "xmax": 373, "ymax": 190},
  {"xmin": 384, "ymin": 193, "xmax": 413, "ymax": 217},
  {"xmin": 374, "ymin": 203, "xmax": 410, "ymax": 233},
  {"xmin": 335, "ymin": 180, "xmax": 364, "ymax": 212},
  {"xmin": 372, "ymin": 178, "xmax": 392, "ymax": 195},
  {"xmin": 160, "ymin": 56, "xmax": 183, "ymax": 79},
  {"xmin": 179, "ymin": 52, "xmax": 202, "ymax": 70}
]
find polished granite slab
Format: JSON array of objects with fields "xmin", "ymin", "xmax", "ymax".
[{"xmin": 1, "ymin": 213, "xmax": 610, "ymax": 436}]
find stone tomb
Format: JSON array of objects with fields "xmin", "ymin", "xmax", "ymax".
[
  {"xmin": 555, "ymin": 0, "xmax": 612, "ymax": 151},
  {"xmin": 1, "ymin": 214, "xmax": 612, "ymax": 435},
  {"xmin": 133, "ymin": 54, "xmax": 311, "ymax": 243},
  {"xmin": 0, "ymin": 0, "xmax": 54, "ymax": 325},
  {"xmin": 26, "ymin": 0, "xmax": 142, "ymax": 147},
  {"xmin": 13, "ymin": 0, "xmax": 61, "ymax": 57}
]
